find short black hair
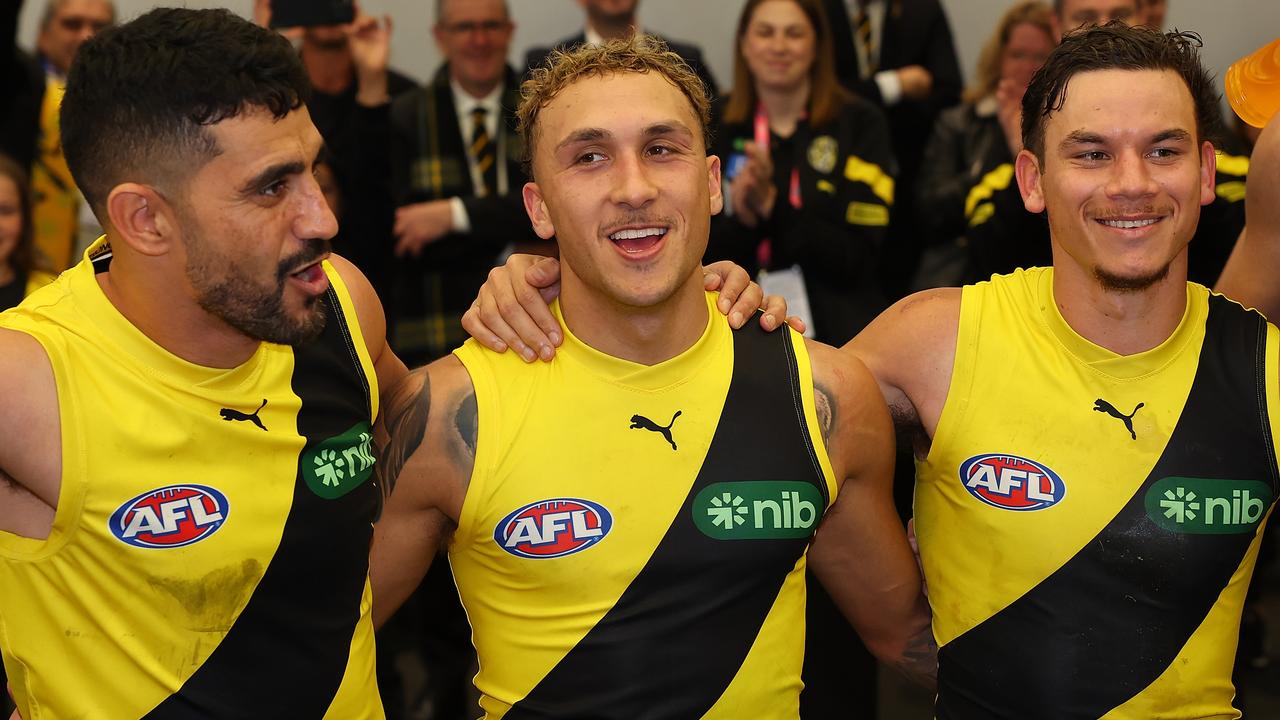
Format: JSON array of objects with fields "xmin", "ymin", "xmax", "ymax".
[
  {"xmin": 1021, "ymin": 22, "xmax": 1221, "ymax": 161},
  {"xmin": 61, "ymin": 8, "xmax": 310, "ymax": 217}
]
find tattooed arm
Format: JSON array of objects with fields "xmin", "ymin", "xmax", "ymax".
[
  {"xmin": 369, "ymin": 355, "xmax": 476, "ymax": 627},
  {"xmin": 804, "ymin": 340, "xmax": 937, "ymax": 689}
]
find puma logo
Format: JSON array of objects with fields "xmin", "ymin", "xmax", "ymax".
[
  {"xmin": 221, "ymin": 399, "xmax": 268, "ymax": 431},
  {"xmin": 1093, "ymin": 399, "xmax": 1143, "ymax": 440},
  {"xmin": 630, "ymin": 411, "xmax": 681, "ymax": 451}
]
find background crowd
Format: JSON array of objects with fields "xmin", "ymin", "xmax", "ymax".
[{"xmin": 0, "ymin": 0, "xmax": 1273, "ymax": 718}]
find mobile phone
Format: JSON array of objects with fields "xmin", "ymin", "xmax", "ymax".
[{"xmin": 269, "ymin": 0, "xmax": 355, "ymax": 28}]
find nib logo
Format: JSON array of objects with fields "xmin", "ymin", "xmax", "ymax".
[
  {"xmin": 693, "ymin": 481, "xmax": 825, "ymax": 540},
  {"xmin": 706, "ymin": 492, "xmax": 748, "ymax": 529},
  {"xmin": 1145, "ymin": 477, "xmax": 1273, "ymax": 535},
  {"xmin": 1159, "ymin": 486, "xmax": 1200, "ymax": 523}
]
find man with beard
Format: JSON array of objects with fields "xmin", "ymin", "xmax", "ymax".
[{"xmin": 0, "ymin": 9, "xmax": 405, "ymax": 718}]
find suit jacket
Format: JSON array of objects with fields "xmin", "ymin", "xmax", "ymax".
[
  {"xmin": 822, "ymin": 0, "xmax": 961, "ymax": 179},
  {"xmin": 382, "ymin": 63, "xmax": 541, "ymax": 364},
  {"xmin": 524, "ymin": 30, "xmax": 718, "ymax": 100},
  {"xmin": 2, "ymin": 1, "xmax": 45, "ymax": 172}
]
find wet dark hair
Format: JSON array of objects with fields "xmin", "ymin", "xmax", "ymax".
[
  {"xmin": 61, "ymin": 7, "xmax": 311, "ymax": 217},
  {"xmin": 1021, "ymin": 22, "xmax": 1221, "ymax": 160},
  {"xmin": 0, "ymin": 154, "xmax": 39, "ymax": 274}
]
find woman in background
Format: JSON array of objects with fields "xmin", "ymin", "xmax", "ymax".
[
  {"xmin": 914, "ymin": 1, "xmax": 1054, "ymax": 287},
  {"xmin": 0, "ymin": 153, "xmax": 55, "ymax": 312},
  {"xmin": 708, "ymin": 0, "xmax": 895, "ymax": 347}
]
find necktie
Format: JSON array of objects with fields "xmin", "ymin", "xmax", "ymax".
[
  {"xmin": 855, "ymin": 1, "xmax": 876, "ymax": 78},
  {"xmin": 470, "ymin": 106, "xmax": 498, "ymax": 197}
]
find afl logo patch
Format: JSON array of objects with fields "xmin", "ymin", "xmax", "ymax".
[
  {"xmin": 494, "ymin": 498, "xmax": 612, "ymax": 559},
  {"xmin": 959, "ymin": 454, "xmax": 1065, "ymax": 511},
  {"xmin": 109, "ymin": 484, "xmax": 229, "ymax": 549}
]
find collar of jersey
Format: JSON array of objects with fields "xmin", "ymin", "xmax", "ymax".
[
  {"xmin": 551, "ymin": 291, "xmax": 722, "ymax": 392},
  {"xmin": 1038, "ymin": 266, "xmax": 1202, "ymax": 380},
  {"xmin": 71, "ymin": 238, "xmax": 274, "ymax": 390}
]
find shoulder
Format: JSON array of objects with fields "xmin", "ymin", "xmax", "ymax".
[
  {"xmin": 327, "ymin": 253, "xmax": 408, "ymax": 392},
  {"xmin": 803, "ymin": 336, "xmax": 893, "ymax": 475},
  {"xmin": 806, "ymin": 337, "xmax": 886, "ymax": 422},
  {"xmin": 0, "ymin": 328, "xmax": 58, "ymax": 485},
  {"xmin": 846, "ymin": 287, "xmax": 961, "ymax": 410}
]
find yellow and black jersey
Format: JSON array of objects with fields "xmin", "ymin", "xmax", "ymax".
[
  {"xmin": 0, "ymin": 239, "xmax": 384, "ymax": 719},
  {"xmin": 917, "ymin": 267, "xmax": 1279, "ymax": 719},
  {"xmin": 451, "ymin": 292, "xmax": 838, "ymax": 719}
]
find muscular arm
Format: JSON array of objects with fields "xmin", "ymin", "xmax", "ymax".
[
  {"xmin": 804, "ymin": 341, "xmax": 936, "ymax": 688},
  {"xmin": 0, "ymin": 329, "xmax": 59, "ymax": 541},
  {"xmin": 368, "ymin": 356, "xmax": 474, "ymax": 627},
  {"xmin": 1216, "ymin": 115, "xmax": 1280, "ymax": 317}
]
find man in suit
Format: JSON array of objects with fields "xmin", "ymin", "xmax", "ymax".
[
  {"xmin": 524, "ymin": 0, "xmax": 718, "ymax": 99},
  {"xmin": 387, "ymin": 0, "xmax": 545, "ymax": 369},
  {"xmin": 822, "ymin": 0, "xmax": 961, "ymax": 303}
]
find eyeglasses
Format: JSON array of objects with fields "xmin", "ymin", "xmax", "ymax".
[
  {"xmin": 57, "ymin": 16, "xmax": 112, "ymax": 33},
  {"xmin": 440, "ymin": 20, "xmax": 511, "ymax": 35}
]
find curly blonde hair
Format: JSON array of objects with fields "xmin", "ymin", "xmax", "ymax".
[{"xmin": 517, "ymin": 35, "xmax": 711, "ymax": 176}]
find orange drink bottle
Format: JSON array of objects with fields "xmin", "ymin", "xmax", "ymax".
[{"xmin": 1226, "ymin": 38, "xmax": 1280, "ymax": 129}]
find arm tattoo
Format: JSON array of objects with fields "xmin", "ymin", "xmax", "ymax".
[
  {"xmin": 450, "ymin": 389, "xmax": 478, "ymax": 469},
  {"xmin": 377, "ymin": 369, "xmax": 431, "ymax": 498},
  {"xmin": 895, "ymin": 625, "xmax": 939, "ymax": 690},
  {"xmin": 813, "ymin": 382, "xmax": 836, "ymax": 451}
]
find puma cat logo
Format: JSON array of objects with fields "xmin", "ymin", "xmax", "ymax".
[
  {"xmin": 221, "ymin": 399, "xmax": 268, "ymax": 431},
  {"xmin": 1093, "ymin": 399, "xmax": 1143, "ymax": 440},
  {"xmin": 630, "ymin": 411, "xmax": 682, "ymax": 451}
]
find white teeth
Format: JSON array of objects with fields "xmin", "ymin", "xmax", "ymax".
[
  {"xmin": 1100, "ymin": 218, "xmax": 1159, "ymax": 229},
  {"xmin": 609, "ymin": 227, "xmax": 665, "ymax": 241}
]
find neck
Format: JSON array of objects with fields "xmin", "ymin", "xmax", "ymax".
[
  {"xmin": 301, "ymin": 43, "xmax": 354, "ymax": 95},
  {"xmin": 1051, "ymin": 250, "xmax": 1189, "ymax": 356},
  {"xmin": 97, "ymin": 252, "xmax": 260, "ymax": 369},
  {"xmin": 559, "ymin": 271, "xmax": 709, "ymax": 366},
  {"xmin": 0, "ymin": 262, "xmax": 14, "ymax": 286},
  {"xmin": 588, "ymin": 16, "xmax": 636, "ymax": 41},
  {"xmin": 756, "ymin": 80, "xmax": 810, "ymax": 137},
  {"xmin": 453, "ymin": 73, "xmax": 501, "ymax": 100}
]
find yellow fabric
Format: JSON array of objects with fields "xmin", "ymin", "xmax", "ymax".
[
  {"xmin": 1215, "ymin": 151, "xmax": 1250, "ymax": 178},
  {"xmin": 22, "ymin": 270, "xmax": 56, "ymax": 298},
  {"xmin": 964, "ymin": 163, "xmax": 1015, "ymax": 227},
  {"xmin": 29, "ymin": 75, "xmax": 78, "ymax": 272},
  {"xmin": 916, "ymin": 267, "xmax": 1275, "ymax": 719},
  {"xmin": 451, "ymin": 292, "xmax": 835, "ymax": 719},
  {"xmin": 844, "ymin": 155, "xmax": 895, "ymax": 205},
  {"xmin": 0, "ymin": 240, "xmax": 383, "ymax": 719}
]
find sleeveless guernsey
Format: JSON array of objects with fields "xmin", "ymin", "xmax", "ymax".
[
  {"xmin": 0, "ymin": 240, "xmax": 385, "ymax": 719},
  {"xmin": 451, "ymin": 292, "xmax": 838, "ymax": 719},
  {"xmin": 917, "ymin": 267, "xmax": 1280, "ymax": 719}
]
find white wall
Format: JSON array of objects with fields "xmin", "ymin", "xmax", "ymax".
[{"xmin": 17, "ymin": 0, "xmax": 1268, "ymax": 104}]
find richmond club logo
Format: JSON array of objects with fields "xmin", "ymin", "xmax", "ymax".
[
  {"xmin": 109, "ymin": 484, "xmax": 230, "ymax": 548},
  {"xmin": 494, "ymin": 498, "xmax": 612, "ymax": 559},
  {"xmin": 959, "ymin": 454, "xmax": 1066, "ymax": 511}
]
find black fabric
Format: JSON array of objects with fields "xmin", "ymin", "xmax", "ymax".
[
  {"xmin": 0, "ymin": 269, "xmax": 26, "ymax": 312},
  {"xmin": 936, "ymin": 295, "xmax": 1279, "ymax": 719},
  {"xmin": 504, "ymin": 321, "xmax": 827, "ymax": 719},
  {"xmin": 143, "ymin": 287, "xmax": 380, "ymax": 718},
  {"xmin": 524, "ymin": 31, "xmax": 719, "ymax": 101},
  {"xmin": 1, "ymin": 1, "xmax": 44, "ymax": 171}
]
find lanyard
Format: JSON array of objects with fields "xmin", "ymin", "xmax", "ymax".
[{"xmin": 752, "ymin": 104, "xmax": 804, "ymax": 268}]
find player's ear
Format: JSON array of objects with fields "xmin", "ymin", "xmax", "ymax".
[
  {"xmin": 1015, "ymin": 149, "xmax": 1046, "ymax": 214},
  {"xmin": 523, "ymin": 182, "xmax": 556, "ymax": 240},
  {"xmin": 106, "ymin": 183, "xmax": 178, "ymax": 257},
  {"xmin": 706, "ymin": 154, "xmax": 723, "ymax": 216}
]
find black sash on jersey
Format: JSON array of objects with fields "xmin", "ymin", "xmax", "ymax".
[
  {"xmin": 143, "ymin": 286, "xmax": 380, "ymax": 718},
  {"xmin": 936, "ymin": 295, "xmax": 1279, "ymax": 719},
  {"xmin": 503, "ymin": 321, "xmax": 829, "ymax": 720}
]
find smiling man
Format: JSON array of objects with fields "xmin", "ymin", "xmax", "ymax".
[
  {"xmin": 0, "ymin": 9, "xmax": 406, "ymax": 718},
  {"xmin": 370, "ymin": 36, "xmax": 933, "ymax": 718},
  {"xmin": 466, "ymin": 23, "xmax": 1280, "ymax": 719}
]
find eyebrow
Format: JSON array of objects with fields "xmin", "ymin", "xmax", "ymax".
[
  {"xmin": 1060, "ymin": 130, "xmax": 1107, "ymax": 149},
  {"xmin": 1151, "ymin": 129, "xmax": 1192, "ymax": 144},
  {"xmin": 239, "ymin": 146, "xmax": 324, "ymax": 195},
  {"xmin": 554, "ymin": 120, "xmax": 695, "ymax": 152}
]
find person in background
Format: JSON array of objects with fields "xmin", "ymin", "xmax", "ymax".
[
  {"xmin": 820, "ymin": 0, "xmax": 962, "ymax": 302},
  {"xmin": 1137, "ymin": 0, "xmax": 1168, "ymax": 29},
  {"xmin": 2, "ymin": 1, "xmax": 46, "ymax": 173},
  {"xmin": 710, "ymin": 0, "xmax": 893, "ymax": 348},
  {"xmin": 914, "ymin": 1, "xmax": 1054, "ymax": 287},
  {"xmin": 524, "ymin": 0, "xmax": 718, "ymax": 98},
  {"xmin": 29, "ymin": 0, "xmax": 114, "ymax": 274},
  {"xmin": 0, "ymin": 155, "xmax": 55, "ymax": 313}
]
